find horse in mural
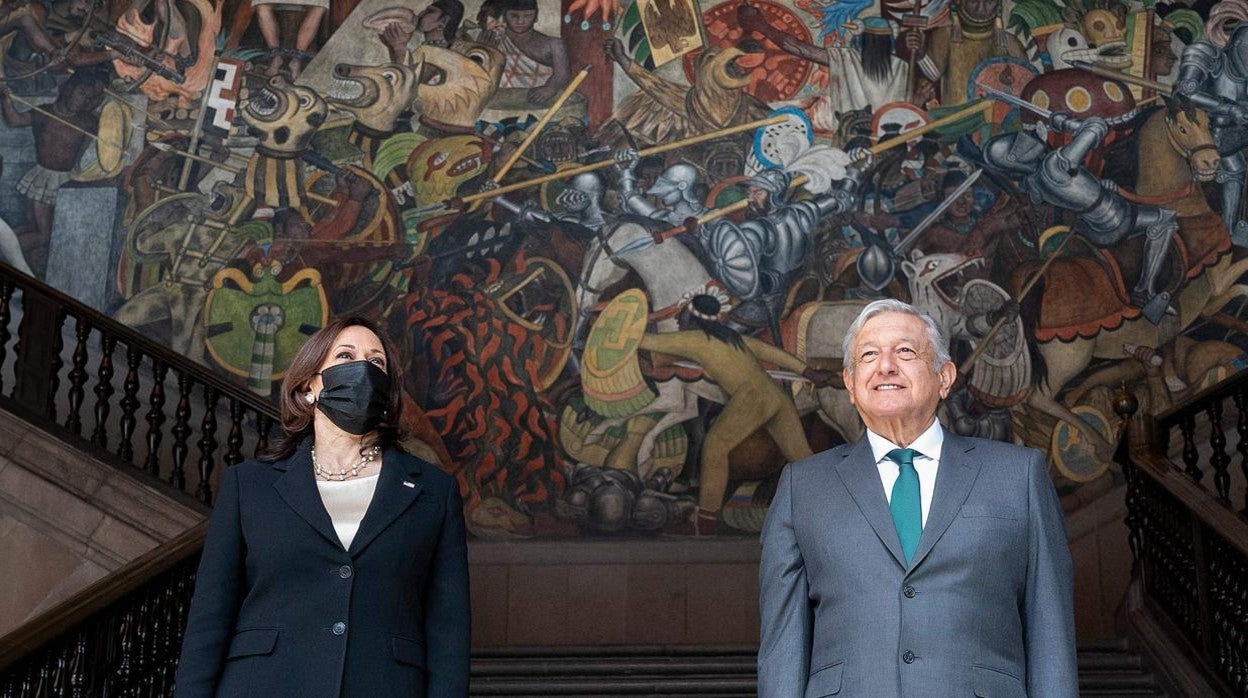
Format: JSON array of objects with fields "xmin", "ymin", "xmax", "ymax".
[
  {"xmin": 574, "ymin": 221, "xmax": 714, "ymax": 338},
  {"xmin": 1019, "ymin": 102, "xmax": 1248, "ymax": 458}
]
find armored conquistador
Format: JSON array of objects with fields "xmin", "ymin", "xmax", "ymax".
[
  {"xmin": 984, "ymin": 113, "xmax": 1177, "ymax": 323},
  {"xmin": 701, "ymin": 167, "xmax": 863, "ymax": 339},
  {"xmin": 615, "ymin": 150, "xmax": 709, "ymax": 226},
  {"xmin": 1175, "ymin": 24, "xmax": 1248, "ymax": 243},
  {"xmin": 492, "ymin": 171, "xmax": 610, "ymax": 233}
]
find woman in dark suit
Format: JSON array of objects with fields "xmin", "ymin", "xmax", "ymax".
[{"xmin": 176, "ymin": 316, "xmax": 470, "ymax": 697}]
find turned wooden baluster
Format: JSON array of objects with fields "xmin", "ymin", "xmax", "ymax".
[
  {"xmin": 90, "ymin": 335, "xmax": 116, "ymax": 448},
  {"xmin": 255, "ymin": 414, "xmax": 272, "ymax": 458},
  {"xmin": 68, "ymin": 631, "xmax": 87, "ymax": 698},
  {"xmin": 1237, "ymin": 387, "xmax": 1248, "ymax": 516},
  {"xmin": 1180, "ymin": 413, "xmax": 1203, "ymax": 483},
  {"xmin": 144, "ymin": 361, "xmax": 168, "ymax": 478},
  {"xmin": 225, "ymin": 399, "xmax": 245, "ymax": 466},
  {"xmin": 65, "ymin": 318, "xmax": 91, "ymax": 436},
  {"xmin": 0, "ymin": 279, "xmax": 11, "ymax": 396},
  {"xmin": 196, "ymin": 386, "xmax": 220, "ymax": 504},
  {"xmin": 169, "ymin": 374, "xmax": 193, "ymax": 492},
  {"xmin": 117, "ymin": 346, "xmax": 143, "ymax": 464},
  {"xmin": 45, "ymin": 308, "xmax": 66, "ymax": 423},
  {"xmin": 1209, "ymin": 399, "xmax": 1231, "ymax": 502}
]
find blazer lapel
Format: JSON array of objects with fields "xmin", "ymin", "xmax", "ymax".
[
  {"xmin": 347, "ymin": 450, "xmax": 424, "ymax": 557},
  {"xmin": 909, "ymin": 433, "xmax": 982, "ymax": 570},
  {"xmin": 273, "ymin": 447, "xmax": 343, "ymax": 551},
  {"xmin": 834, "ymin": 438, "xmax": 907, "ymax": 568}
]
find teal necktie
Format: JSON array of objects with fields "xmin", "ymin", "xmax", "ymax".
[{"xmin": 886, "ymin": 448, "xmax": 922, "ymax": 564}]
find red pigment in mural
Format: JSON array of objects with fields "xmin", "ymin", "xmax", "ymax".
[
  {"xmin": 685, "ymin": 0, "xmax": 812, "ymax": 102},
  {"xmin": 402, "ymin": 261, "xmax": 567, "ymax": 535}
]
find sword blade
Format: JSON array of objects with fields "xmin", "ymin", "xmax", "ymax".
[{"xmin": 894, "ymin": 168, "xmax": 983, "ymax": 254}]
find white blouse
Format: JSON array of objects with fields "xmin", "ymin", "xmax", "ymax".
[{"xmin": 316, "ymin": 474, "xmax": 380, "ymax": 550}]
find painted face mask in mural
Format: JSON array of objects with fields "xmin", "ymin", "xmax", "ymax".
[{"xmin": 316, "ymin": 361, "xmax": 391, "ymax": 435}]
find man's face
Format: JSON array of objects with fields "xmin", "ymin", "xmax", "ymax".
[
  {"xmin": 843, "ymin": 311, "xmax": 954, "ymax": 433},
  {"xmin": 746, "ymin": 186, "xmax": 768, "ymax": 210},
  {"xmin": 946, "ymin": 186, "xmax": 976, "ymax": 220},
  {"xmin": 959, "ymin": 0, "xmax": 999, "ymax": 23},
  {"xmin": 1152, "ymin": 35, "xmax": 1177, "ymax": 76},
  {"xmin": 65, "ymin": 0, "xmax": 92, "ymax": 20},
  {"xmin": 504, "ymin": 10, "xmax": 537, "ymax": 34},
  {"xmin": 417, "ymin": 6, "xmax": 445, "ymax": 34}
]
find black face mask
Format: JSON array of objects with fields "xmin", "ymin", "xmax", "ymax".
[{"xmin": 315, "ymin": 360, "xmax": 391, "ymax": 435}]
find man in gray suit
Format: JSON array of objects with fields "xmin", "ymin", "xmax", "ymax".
[{"xmin": 758, "ymin": 299, "xmax": 1077, "ymax": 697}]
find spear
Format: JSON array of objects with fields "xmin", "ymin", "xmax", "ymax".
[{"xmin": 457, "ymin": 114, "xmax": 793, "ymax": 205}]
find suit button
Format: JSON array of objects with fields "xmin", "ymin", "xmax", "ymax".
[
  {"xmin": 902, "ymin": 650, "xmax": 916, "ymax": 664},
  {"xmin": 903, "ymin": 585, "xmax": 916, "ymax": 598},
  {"xmin": 332, "ymin": 622, "xmax": 346, "ymax": 635},
  {"xmin": 338, "ymin": 565, "xmax": 353, "ymax": 579}
]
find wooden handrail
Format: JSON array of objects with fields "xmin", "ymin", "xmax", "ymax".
[
  {"xmin": 1154, "ymin": 365, "xmax": 1248, "ymax": 429},
  {"xmin": 0, "ymin": 521, "xmax": 207, "ymax": 673},
  {"xmin": 0, "ymin": 263, "xmax": 277, "ymax": 420},
  {"xmin": 1128, "ymin": 444, "xmax": 1248, "ymax": 559}
]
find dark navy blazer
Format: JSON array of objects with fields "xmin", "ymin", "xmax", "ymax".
[{"xmin": 175, "ymin": 440, "xmax": 470, "ymax": 698}]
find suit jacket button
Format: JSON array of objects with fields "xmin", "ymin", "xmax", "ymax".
[
  {"xmin": 902, "ymin": 650, "xmax": 916, "ymax": 664},
  {"xmin": 903, "ymin": 585, "xmax": 916, "ymax": 598},
  {"xmin": 332, "ymin": 622, "xmax": 347, "ymax": 635},
  {"xmin": 339, "ymin": 564, "xmax": 353, "ymax": 579}
]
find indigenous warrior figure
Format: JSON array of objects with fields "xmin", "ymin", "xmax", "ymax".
[
  {"xmin": 1174, "ymin": 23, "xmax": 1248, "ymax": 243},
  {"xmin": 984, "ymin": 112, "xmax": 1178, "ymax": 323},
  {"xmin": 737, "ymin": 6, "xmax": 910, "ymax": 132},
  {"xmin": 0, "ymin": 69, "xmax": 105, "ymax": 240},
  {"xmin": 490, "ymin": 0, "xmax": 570, "ymax": 105},
  {"xmin": 701, "ymin": 166, "xmax": 864, "ymax": 341},
  {"xmin": 903, "ymin": 0, "xmax": 1026, "ymax": 105}
]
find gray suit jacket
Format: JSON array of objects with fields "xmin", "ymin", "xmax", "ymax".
[{"xmin": 757, "ymin": 430, "xmax": 1077, "ymax": 697}]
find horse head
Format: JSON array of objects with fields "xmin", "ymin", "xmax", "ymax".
[
  {"xmin": 900, "ymin": 248, "xmax": 986, "ymax": 335},
  {"xmin": 1164, "ymin": 95, "xmax": 1219, "ymax": 182}
]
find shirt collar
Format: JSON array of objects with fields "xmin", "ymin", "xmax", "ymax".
[{"xmin": 866, "ymin": 418, "xmax": 944, "ymax": 464}]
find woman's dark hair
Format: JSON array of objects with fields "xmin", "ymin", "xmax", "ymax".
[{"xmin": 260, "ymin": 316, "xmax": 407, "ymax": 462}]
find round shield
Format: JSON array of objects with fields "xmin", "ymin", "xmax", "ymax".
[
  {"xmin": 961, "ymin": 278, "xmax": 1032, "ymax": 408},
  {"xmin": 74, "ymin": 99, "xmax": 134, "ymax": 181},
  {"xmin": 1051, "ymin": 404, "xmax": 1113, "ymax": 482},
  {"xmin": 204, "ymin": 266, "xmax": 328, "ymax": 381},
  {"xmin": 967, "ymin": 57, "xmax": 1040, "ymax": 125},
  {"xmin": 488, "ymin": 256, "xmax": 579, "ymax": 391},
  {"xmin": 581, "ymin": 289, "xmax": 656, "ymax": 418},
  {"xmin": 704, "ymin": 219, "xmax": 760, "ymax": 299}
]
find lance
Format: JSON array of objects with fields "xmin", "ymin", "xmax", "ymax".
[
  {"xmin": 151, "ymin": 142, "xmax": 342, "ymax": 207},
  {"xmin": 1068, "ymin": 60, "xmax": 1172, "ymax": 95},
  {"xmin": 457, "ymin": 114, "xmax": 793, "ymax": 205},
  {"xmin": 3, "ymin": 91, "xmax": 128, "ymax": 154},
  {"xmin": 491, "ymin": 65, "xmax": 591, "ymax": 184},
  {"xmin": 640, "ymin": 100, "xmax": 996, "ymax": 248},
  {"xmin": 978, "ymin": 84, "xmax": 1053, "ymax": 121},
  {"xmin": 958, "ymin": 230, "xmax": 1076, "ymax": 375}
]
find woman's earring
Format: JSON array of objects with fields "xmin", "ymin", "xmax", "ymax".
[{"xmin": 304, "ymin": 392, "xmax": 316, "ymax": 404}]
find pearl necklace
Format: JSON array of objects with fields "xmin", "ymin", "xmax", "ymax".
[{"xmin": 312, "ymin": 446, "xmax": 381, "ymax": 481}]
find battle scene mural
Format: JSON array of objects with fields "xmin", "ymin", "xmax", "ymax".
[{"xmin": 1, "ymin": 0, "xmax": 1246, "ymax": 538}]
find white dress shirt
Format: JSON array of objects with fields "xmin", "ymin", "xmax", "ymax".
[
  {"xmin": 316, "ymin": 474, "xmax": 380, "ymax": 550},
  {"xmin": 866, "ymin": 419, "xmax": 944, "ymax": 527}
]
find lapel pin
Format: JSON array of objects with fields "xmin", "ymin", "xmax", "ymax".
[{"xmin": 403, "ymin": 481, "xmax": 416, "ymax": 488}]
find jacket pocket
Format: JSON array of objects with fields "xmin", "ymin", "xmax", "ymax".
[
  {"xmin": 960, "ymin": 505, "xmax": 1020, "ymax": 520},
  {"xmin": 392, "ymin": 635, "xmax": 426, "ymax": 668},
  {"xmin": 226, "ymin": 628, "xmax": 279, "ymax": 659},
  {"xmin": 805, "ymin": 660, "xmax": 844, "ymax": 697},
  {"xmin": 973, "ymin": 664, "xmax": 1025, "ymax": 697}
]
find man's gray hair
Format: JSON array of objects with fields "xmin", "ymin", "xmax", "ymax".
[{"xmin": 842, "ymin": 299, "xmax": 952, "ymax": 373}]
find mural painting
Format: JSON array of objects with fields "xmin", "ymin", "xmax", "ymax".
[{"xmin": 0, "ymin": 0, "xmax": 1244, "ymax": 539}]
